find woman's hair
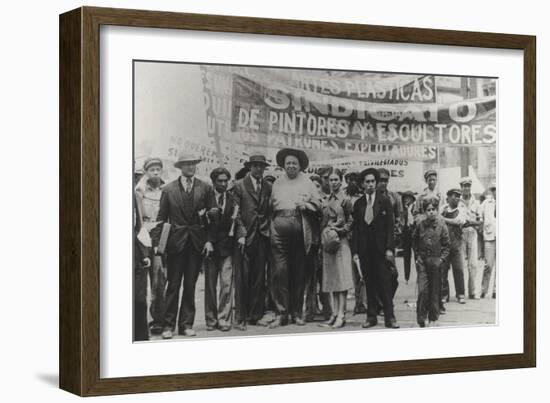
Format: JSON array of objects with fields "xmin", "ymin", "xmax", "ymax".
[{"xmin": 309, "ymin": 174, "xmax": 322, "ymax": 186}]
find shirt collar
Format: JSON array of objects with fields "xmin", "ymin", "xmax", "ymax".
[{"xmin": 180, "ymin": 175, "xmax": 194, "ymax": 187}]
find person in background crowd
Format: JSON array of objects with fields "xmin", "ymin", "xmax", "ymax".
[
  {"xmin": 344, "ymin": 171, "xmax": 367, "ymax": 315},
  {"xmin": 269, "ymin": 148, "xmax": 321, "ymax": 328},
  {"xmin": 318, "ymin": 166, "xmax": 333, "ymax": 197},
  {"xmin": 204, "ymin": 168, "xmax": 246, "ymax": 332},
  {"xmin": 352, "ymin": 168, "xmax": 399, "ymax": 329},
  {"xmin": 440, "ymin": 188, "xmax": 467, "ymax": 311},
  {"xmin": 319, "ymin": 169, "xmax": 354, "ymax": 329},
  {"xmin": 304, "ymin": 174, "xmax": 323, "ymax": 322},
  {"xmin": 412, "ymin": 197, "xmax": 450, "ymax": 328},
  {"xmin": 133, "ymin": 190, "xmax": 150, "ymax": 341},
  {"xmin": 154, "ymin": 153, "xmax": 215, "ymax": 339},
  {"xmin": 480, "ymin": 183, "xmax": 497, "ymax": 299},
  {"xmin": 400, "ymin": 191, "xmax": 417, "ymax": 284},
  {"xmin": 231, "ymin": 155, "xmax": 273, "ymax": 330},
  {"xmin": 135, "ymin": 157, "xmax": 166, "ymax": 335},
  {"xmin": 413, "ymin": 169, "xmax": 441, "ymax": 223},
  {"xmin": 264, "ymin": 174, "xmax": 276, "ymax": 185},
  {"xmin": 459, "ymin": 177, "xmax": 482, "ymax": 299}
]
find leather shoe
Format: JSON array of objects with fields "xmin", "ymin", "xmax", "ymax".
[
  {"xmin": 219, "ymin": 325, "xmax": 231, "ymax": 332},
  {"xmin": 418, "ymin": 321, "xmax": 426, "ymax": 328},
  {"xmin": 161, "ymin": 328, "xmax": 173, "ymax": 339},
  {"xmin": 385, "ymin": 320, "xmax": 400, "ymax": 329},
  {"xmin": 458, "ymin": 297, "xmax": 466, "ymax": 304},
  {"xmin": 294, "ymin": 317, "xmax": 306, "ymax": 326},
  {"xmin": 268, "ymin": 315, "xmax": 288, "ymax": 329},
  {"xmin": 180, "ymin": 328, "xmax": 196, "ymax": 337},
  {"xmin": 206, "ymin": 324, "xmax": 217, "ymax": 331},
  {"xmin": 362, "ymin": 320, "xmax": 378, "ymax": 329},
  {"xmin": 234, "ymin": 322, "xmax": 247, "ymax": 331}
]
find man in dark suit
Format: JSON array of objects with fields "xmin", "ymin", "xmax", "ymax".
[
  {"xmin": 204, "ymin": 167, "xmax": 246, "ymax": 332},
  {"xmin": 351, "ymin": 168, "xmax": 399, "ymax": 329},
  {"xmin": 231, "ymin": 155, "xmax": 272, "ymax": 329},
  {"xmin": 154, "ymin": 153, "xmax": 215, "ymax": 338}
]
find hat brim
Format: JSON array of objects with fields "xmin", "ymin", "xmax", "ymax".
[
  {"xmin": 359, "ymin": 168, "xmax": 380, "ymax": 182},
  {"xmin": 174, "ymin": 159, "xmax": 201, "ymax": 168},
  {"xmin": 276, "ymin": 148, "xmax": 309, "ymax": 170},
  {"xmin": 244, "ymin": 160, "xmax": 270, "ymax": 168}
]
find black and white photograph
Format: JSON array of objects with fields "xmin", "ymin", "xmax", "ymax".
[{"xmin": 132, "ymin": 61, "xmax": 497, "ymax": 341}]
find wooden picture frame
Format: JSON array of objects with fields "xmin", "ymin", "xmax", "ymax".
[{"xmin": 59, "ymin": 6, "xmax": 536, "ymax": 396}]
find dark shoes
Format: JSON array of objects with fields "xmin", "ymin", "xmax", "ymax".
[
  {"xmin": 206, "ymin": 324, "xmax": 217, "ymax": 331},
  {"xmin": 219, "ymin": 325, "xmax": 231, "ymax": 332},
  {"xmin": 353, "ymin": 305, "xmax": 367, "ymax": 315},
  {"xmin": 385, "ymin": 320, "xmax": 400, "ymax": 329},
  {"xmin": 439, "ymin": 305, "xmax": 446, "ymax": 314},
  {"xmin": 293, "ymin": 317, "xmax": 306, "ymax": 326},
  {"xmin": 332, "ymin": 316, "xmax": 346, "ymax": 329},
  {"xmin": 418, "ymin": 321, "xmax": 426, "ymax": 328},
  {"xmin": 234, "ymin": 322, "xmax": 247, "ymax": 331},
  {"xmin": 161, "ymin": 328, "xmax": 173, "ymax": 339},
  {"xmin": 362, "ymin": 320, "xmax": 378, "ymax": 329}
]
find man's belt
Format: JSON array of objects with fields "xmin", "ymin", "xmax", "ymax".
[{"xmin": 274, "ymin": 209, "xmax": 300, "ymax": 217}]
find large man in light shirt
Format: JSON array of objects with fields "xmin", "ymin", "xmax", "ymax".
[{"xmin": 269, "ymin": 148, "xmax": 321, "ymax": 328}]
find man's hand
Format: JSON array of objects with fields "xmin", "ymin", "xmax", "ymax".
[
  {"xmin": 385, "ymin": 249, "xmax": 394, "ymax": 261},
  {"xmin": 202, "ymin": 241, "xmax": 214, "ymax": 258},
  {"xmin": 237, "ymin": 237, "xmax": 246, "ymax": 253}
]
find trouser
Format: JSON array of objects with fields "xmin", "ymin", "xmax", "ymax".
[
  {"xmin": 304, "ymin": 244, "xmax": 320, "ymax": 319},
  {"xmin": 204, "ymin": 254, "xmax": 233, "ymax": 327},
  {"xmin": 148, "ymin": 254, "xmax": 166, "ymax": 330},
  {"xmin": 481, "ymin": 240, "xmax": 497, "ymax": 296},
  {"xmin": 352, "ymin": 257, "xmax": 367, "ymax": 311},
  {"xmin": 235, "ymin": 235, "xmax": 270, "ymax": 322},
  {"xmin": 360, "ymin": 245, "xmax": 395, "ymax": 324},
  {"xmin": 271, "ymin": 214, "xmax": 306, "ymax": 319},
  {"xmin": 416, "ymin": 256, "xmax": 442, "ymax": 324},
  {"xmin": 441, "ymin": 241, "xmax": 465, "ymax": 303},
  {"xmin": 462, "ymin": 227, "xmax": 479, "ymax": 298},
  {"xmin": 164, "ymin": 245, "xmax": 202, "ymax": 331},
  {"xmin": 134, "ymin": 264, "xmax": 149, "ymax": 341},
  {"xmin": 401, "ymin": 226, "xmax": 413, "ymax": 282}
]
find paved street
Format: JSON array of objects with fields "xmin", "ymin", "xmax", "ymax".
[{"xmin": 148, "ymin": 256, "xmax": 496, "ymax": 341}]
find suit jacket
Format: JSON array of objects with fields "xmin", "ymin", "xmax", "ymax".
[
  {"xmin": 206, "ymin": 191, "xmax": 246, "ymax": 257},
  {"xmin": 351, "ymin": 191, "xmax": 395, "ymax": 257},
  {"xmin": 231, "ymin": 174, "xmax": 272, "ymax": 247},
  {"xmin": 154, "ymin": 177, "xmax": 214, "ymax": 254}
]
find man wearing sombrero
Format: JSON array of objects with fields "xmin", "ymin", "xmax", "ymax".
[
  {"xmin": 269, "ymin": 148, "xmax": 322, "ymax": 328},
  {"xmin": 153, "ymin": 153, "xmax": 215, "ymax": 338}
]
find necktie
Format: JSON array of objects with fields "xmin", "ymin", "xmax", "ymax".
[
  {"xmin": 364, "ymin": 194, "xmax": 373, "ymax": 225},
  {"xmin": 218, "ymin": 193, "xmax": 224, "ymax": 209},
  {"xmin": 255, "ymin": 178, "xmax": 261, "ymax": 193},
  {"xmin": 186, "ymin": 177, "xmax": 192, "ymax": 193}
]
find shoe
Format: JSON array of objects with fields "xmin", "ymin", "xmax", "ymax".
[
  {"xmin": 439, "ymin": 305, "xmax": 446, "ymax": 314},
  {"xmin": 458, "ymin": 297, "xmax": 466, "ymax": 304},
  {"xmin": 294, "ymin": 317, "xmax": 306, "ymax": 326},
  {"xmin": 206, "ymin": 324, "xmax": 217, "ymax": 331},
  {"xmin": 150, "ymin": 324, "xmax": 163, "ymax": 335},
  {"xmin": 234, "ymin": 322, "xmax": 247, "ymax": 331},
  {"xmin": 480, "ymin": 291, "xmax": 486, "ymax": 298},
  {"xmin": 219, "ymin": 325, "xmax": 231, "ymax": 332},
  {"xmin": 248, "ymin": 319, "xmax": 258, "ymax": 326},
  {"xmin": 353, "ymin": 305, "xmax": 366, "ymax": 315},
  {"xmin": 319, "ymin": 315, "xmax": 336, "ymax": 328},
  {"xmin": 385, "ymin": 320, "xmax": 400, "ymax": 329},
  {"xmin": 492, "ymin": 292, "xmax": 496, "ymax": 299},
  {"xmin": 418, "ymin": 321, "xmax": 426, "ymax": 328},
  {"xmin": 257, "ymin": 315, "xmax": 276, "ymax": 327},
  {"xmin": 268, "ymin": 316, "xmax": 288, "ymax": 329},
  {"xmin": 332, "ymin": 316, "xmax": 346, "ymax": 329},
  {"xmin": 161, "ymin": 328, "xmax": 173, "ymax": 339},
  {"xmin": 180, "ymin": 328, "xmax": 196, "ymax": 337},
  {"xmin": 362, "ymin": 320, "xmax": 378, "ymax": 329}
]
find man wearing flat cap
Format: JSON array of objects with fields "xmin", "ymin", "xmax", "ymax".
[
  {"xmin": 413, "ymin": 169, "xmax": 441, "ymax": 223},
  {"xmin": 231, "ymin": 155, "xmax": 273, "ymax": 329},
  {"xmin": 440, "ymin": 188, "xmax": 467, "ymax": 310},
  {"xmin": 153, "ymin": 153, "xmax": 215, "ymax": 338},
  {"xmin": 269, "ymin": 148, "xmax": 322, "ymax": 328},
  {"xmin": 135, "ymin": 157, "xmax": 166, "ymax": 335},
  {"xmin": 459, "ymin": 177, "xmax": 482, "ymax": 299},
  {"xmin": 351, "ymin": 168, "xmax": 399, "ymax": 329}
]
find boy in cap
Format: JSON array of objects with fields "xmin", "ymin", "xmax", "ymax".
[
  {"xmin": 135, "ymin": 157, "xmax": 166, "ymax": 335},
  {"xmin": 440, "ymin": 188, "xmax": 467, "ymax": 309},
  {"xmin": 413, "ymin": 196, "xmax": 450, "ymax": 327},
  {"xmin": 413, "ymin": 169, "xmax": 441, "ymax": 224}
]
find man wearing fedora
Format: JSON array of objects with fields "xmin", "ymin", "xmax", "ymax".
[
  {"xmin": 460, "ymin": 177, "xmax": 482, "ymax": 299},
  {"xmin": 413, "ymin": 169, "xmax": 442, "ymax": 223},
  {"xmin": 440, "ymin": 188, "xmax": 467, "ymax": 309},
  {"xmin": 269, "ymin": 148, "xmax": 322, "ymax": 328},
  {"xmin": 154, "ymin": 153, "xmax": 215, "ymax": 338},
  {"xmin": 231, "ymin": 155, "xmax": 273, "ymax": 329},
  {"xmin": 351, "ymin": 168, "xmax": 399, "ymax": 329},
  {"xmin": 135, "ymin": 157, "xmax": 166, "ymax": 335}
]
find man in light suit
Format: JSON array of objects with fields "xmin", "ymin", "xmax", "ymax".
[
  {"xmin": 231, "ymin": 155, "xmax": 273, "ymax": 329},
  {"xmin": 154, "ymin": 153, "xmax": 215, "ymax": 338},
  {"xmin": 351, "ymin": 168, "xmax": 399, "ymax": 329}
]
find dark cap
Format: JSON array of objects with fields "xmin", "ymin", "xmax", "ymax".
[
  {"xmin": 244, "ymin": 154, "xmax": 270, "ymax": 168},
  {"xmin": 143, "ymin": 157, "xmax": 163, "ymax": 171},
  {"xmin": 424, "ymin": 169, "xmax": 438, "ymax": 181},
  {"xmin": 446, "ymin": 188, "xmax": 462, "ymax": 197},
  {"xmin": 359, "ymin": 167, "xmax": 380, "ymax": 183}
]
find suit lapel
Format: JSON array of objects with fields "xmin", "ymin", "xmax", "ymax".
[
  {"xmin": 244, "ymin": 175, "xmax": 259, "ymax": 202},
  {"xmin": 173, "ymin": 178, "xmax": 189, "ymax": 219},
  {"xmin": 373, "ymin": 192, "xmax": 381, "ymax": 220},
  {"xmin": 192, "ymin": 178, "xmax": 201, "ymax": 211}
]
